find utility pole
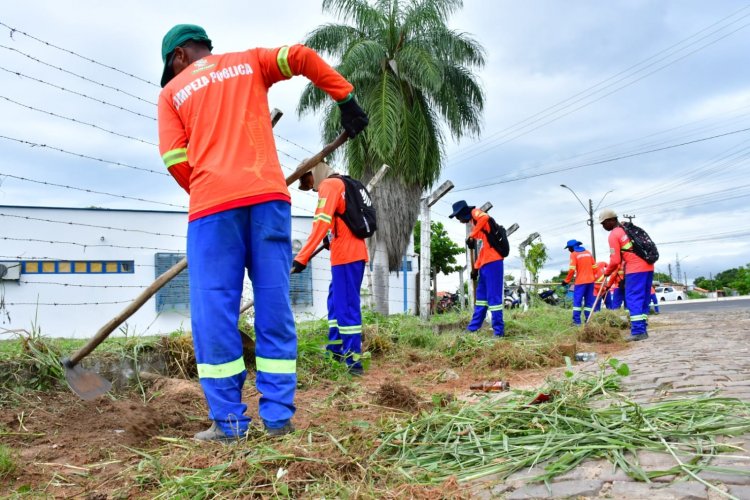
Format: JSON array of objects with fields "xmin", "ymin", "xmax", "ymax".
[
  {"xmin": 587, "ymin": 198, "xmax": 596, "ymax": 261},
  {"xmin": 419, "ymin": 180, "xmax": 454, "ymax": 322},
  {"xmin": 675, "ymin": 254, "xmax": 681, "ymax": 286},
  {"xmin": 560, "ymin": 185, "xmax": 612, "ymax": 261},
  {"xmin": 668, "ymin": 263, "xmax": 673, "ymax": 281},
  {"xmin": 622, "ymin": 214, "xmax": 635, "ymax": 223}
]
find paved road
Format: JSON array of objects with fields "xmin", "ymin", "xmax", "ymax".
[
  {"xmin": 474, "ymin": 307, "xmax": 750, "ymax": 499},
  {"xmin": 659, "ymin": 298, "xmax": 750, "ymax": 314}
]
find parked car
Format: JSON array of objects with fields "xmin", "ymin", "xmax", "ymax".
[{"xmin": 655, "ymin": 286, "xmax": 686, "ymax": 302}]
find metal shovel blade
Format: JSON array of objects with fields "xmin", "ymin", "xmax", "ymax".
[{"xmin": 62, "ymin": 360, "xmax": 112, "ymax": 400}]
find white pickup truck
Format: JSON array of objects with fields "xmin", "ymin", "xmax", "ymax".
[{"xmin": 655, "ymin": 286, "xmax": 686, "ymax": 302}]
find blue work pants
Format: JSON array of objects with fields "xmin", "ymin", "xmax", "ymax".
[
  {"xmin": 327, "ymin": 261, "xmax": 365, "ymax": 369},
  {"xmin": 468, "ymin": 260, "xmax": 504, "ymax": 336},
  {"xmin": 572, "ymin": 282, "xmax": 595, "ymax": 324},
  {"xmin": 187, "ymin": 202, "xmax": 297, "ymax": 435},
  {"xmin": 624, "ymin": 271, "xmax": 653, "ymax": 336}
]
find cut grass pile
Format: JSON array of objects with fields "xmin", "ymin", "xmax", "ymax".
[{"xmin": 374, "ymin": 360, "xmax": 750, "ymax": 492}]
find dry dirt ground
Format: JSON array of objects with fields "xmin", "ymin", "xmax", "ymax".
[{"xmin": 0, "ymin": 335, "xmax": 628, "ymax": 498}]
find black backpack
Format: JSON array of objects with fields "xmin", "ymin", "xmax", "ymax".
[
  {"xmin": 621, "ymin": 222, "xmax": 659, "ymax": 264},
  {"xmin": 483, "ymin": 217, "xmax": 510, "ymax": 258},
  {"xmin": 333, "ymin": 175, "xmax": 377, "ymax": 239}
]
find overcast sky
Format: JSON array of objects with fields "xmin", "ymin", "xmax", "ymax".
[{"xmin": 1, "ymin": 0, "xmax": 749, "ymax": 286}]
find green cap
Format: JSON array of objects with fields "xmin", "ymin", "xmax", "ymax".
[{"xmin": 160, "ymin": 24, "xmax": 213, "ymax": 87}]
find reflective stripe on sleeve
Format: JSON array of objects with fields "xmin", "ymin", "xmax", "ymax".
[
  {"xmin": 162, "ymin": 148, "xmax": 188, "ymax": 168},
  {"xmin": 255, "ymin": 356, "xmax": 296, "ymax": 374},
  {"xmin": 277, "ymin": 46, "xmax": 292, "ymax": 78},
  {"xmin": 197, "ymin": 356, "xmax": 246, "ymax": 379},
  {"xmin": 313, "ymin": 213, "xmax": 332, "ymax": 224},
  {"xmin": 622, "ymin": 241, "xmax": 634, "ymax": 251}
]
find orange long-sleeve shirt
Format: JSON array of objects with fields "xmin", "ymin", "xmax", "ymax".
[
  {"xmin": 564, "ymin": 249, "xmax": 596, "ymax": 284},
  {"xmin": 158, "ymin": 45, "xmax": 354, "ymax": 221},
  {"xmin": 469, "ymin": 208, "xmax": 502, "ymax": 269},
  {"xmin": 295, "ymin": 177, "xmax": 368, "ymax": 267},
  {"xmin": 604, "ymin": 226, "xmax": 655, "ymax": 275}
]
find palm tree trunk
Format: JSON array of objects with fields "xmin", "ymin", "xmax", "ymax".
[{"xmin": 371, "ymin": 236, "xmax": 390, "ymax": 315}]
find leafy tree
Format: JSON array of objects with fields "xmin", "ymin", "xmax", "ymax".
[
  {"xmin": 653, "ymin": 272, "xmax": 671, "ymax": 284},
  {"xmin": 524, "ymin": 241, "xmax": 549, "ymax": 285},
  {"xmin": 298, "ymin": 0, "xmax": 485, "ymax": 313},
  {"xmin": 414, "ymin": 220, "xmax": 464, "ymax": 296}
]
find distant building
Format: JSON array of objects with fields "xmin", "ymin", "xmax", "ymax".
[{"xmin": 0, "ymin": 205, "xmax": 417, "ymax": 338}]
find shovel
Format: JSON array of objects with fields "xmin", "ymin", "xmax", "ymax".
[{"xmin": 62, "ymin": 129, "xmax": 350, "ymax": 400}]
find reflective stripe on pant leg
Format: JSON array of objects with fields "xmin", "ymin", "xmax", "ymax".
[
  {"xmin": 248, "ymin": 201, "xmax": 297, "ymax": 428},
  {"xmin": 581, "ymin": 282, "xmax": 595, "ymax": 320},
  {"xmin": 332, "ymin": 261, "xmax": 365, "ymax": 368},
  {"xmin": 625, "ymin": 271, "xmax": 652, "ymax": 336},
  {"xmin": 484, "ymin": 260, "xmax": 505, "ymax": 335},
  {"xmin": 188, "ymin": 208, "xmax": 250, "ymax": 436},
  {"xmin": 468, "ymin": 267, "xmax": 488, "ymax": 331},
  {"xmin": 572, "ymin": 284, "xmax": 585, "ymax": 324},
  {"xmin": 326, "ymin": 281, "xmax": 342, "ymax": 353}
]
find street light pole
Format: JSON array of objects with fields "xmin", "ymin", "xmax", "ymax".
[{"xmin": 560, "ymin": 185, "xmax": 613, "ymax": 261}]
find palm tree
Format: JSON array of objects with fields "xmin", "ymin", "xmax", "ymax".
[{"xmin": 298, "ymin": 0, "xmax": 485, "ymax": 313}]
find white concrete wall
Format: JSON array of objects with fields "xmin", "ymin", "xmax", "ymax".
[{"xmin": 1, "ymin": 206, "xmax": 418, "ymax": 338}]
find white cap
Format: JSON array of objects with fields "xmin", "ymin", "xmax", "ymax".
[{"xmin": 598, "ymin": 208, "xmax": 618, "ymax": 224}]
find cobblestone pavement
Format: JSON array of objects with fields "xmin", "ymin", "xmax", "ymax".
[{"xmin": 472, "ymin": 308, "xmax": 750, "ymax": 499}]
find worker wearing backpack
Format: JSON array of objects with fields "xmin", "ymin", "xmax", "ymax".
[
  {"xmin": 450, "ymin": 200, "xmax": 505, "ymax": 337},
  {"xmin": 293, "ymin": 162, "xmax": 372, "ymax": 375},
  {"xmin": 599, "ymin": 209, "xmax": 656, "ymax": 341},
  {"xmin": 561, "ymin": 240, "xmax": 597, "ymax": 325}
]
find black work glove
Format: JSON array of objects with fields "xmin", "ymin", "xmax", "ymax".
[
  {"xmin": 470, "ymin": 269, "xmax": 478, "ymax": 281},
  {"xmin": 322, "ymin": 233, "xmax": 331, "ymax": 250},
  {"xmin": 465, "ymin": 237, "xmax": 476, "ymax": 250},
  {"xmin": 562, "ymin": 279, "xmax": 569, "ymax": 286},
  {"xmin": 291, "ymin": 260, "xmax": 306, "ymax": 274},
  {"xmin": 338, "ymin": 96, "xmax": 369, "ymax": 138}
]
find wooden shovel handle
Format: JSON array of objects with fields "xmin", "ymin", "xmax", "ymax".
[{"xmin": 68, "ymin": 131, "xmax": 350, "ymax": 366}]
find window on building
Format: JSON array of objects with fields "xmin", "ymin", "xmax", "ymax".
[
  {"xmin": 154, "ymin": 253, "xmax": 189, "ymax": 312},
  {"xmin": 289, "ymin": 265, "xmax": 313, "ymax": 306},
  {"xmin": 21, "ymin": 260, "xmax": 135, "ymax": 274}
]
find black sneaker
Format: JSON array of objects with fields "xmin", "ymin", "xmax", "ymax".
[
  {"xmin": 626, "ymin": 333, "xmax": 649, "ymax": 342},
  {"xmin": 265, "ymin": 422, "xmax": 295, "ymax": 437},
  {"xmin": 348, "ymin": 366, "xmax": 364, "ymax": 377}
]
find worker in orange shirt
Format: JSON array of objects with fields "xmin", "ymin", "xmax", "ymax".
[
  {"xmin": 604, "ymin": 267, "xmax": 624, "ymax": 309},
  {"xmin": 592, "ymin": 261, "xmax": 608, "ymax": 312},
  {"xmin": 649, "ymin": 285, "xmax": 660, "ymax": 314},
  {"xmin": 450, "ymin": 200, "xmax": 504, "ymax": 337},
  {"xmin": 157, "ymin": 24, "xmax": 368, "ymax": 441},
  {"xmin": 293, "ymin": 162, "xmax": 369, "ymax": 375},
  {"xmin": 599, "ymin": 209, "xmax": 654, "ymax": 341},
  {"xmin": 561, "ymin": 240, "xmax": 597, "ymax": 324}
]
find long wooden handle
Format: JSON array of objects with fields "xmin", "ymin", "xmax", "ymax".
[{"xmin": 69, "ymin": 130, "xmax": 349, "ymax": 366}]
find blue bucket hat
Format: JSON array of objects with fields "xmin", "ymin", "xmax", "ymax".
[
  {"xmin": 449, "ymin": 200, "xmax": 474, "ymax": 220},
  {"xmin": 564, "ymin": 239, "xmax": 583, "ymax": 249}
]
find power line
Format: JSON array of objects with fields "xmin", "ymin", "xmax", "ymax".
[
  {"xmin": 0, "ymin": 134, "xmax": 167, "ymax": 176},
  {"xmin": 448, "ymin": 5, "xmax": 750, "ymax": 165},
  {"xmin": 0, "ymin": 213, "xmax": 186, "ymax": 238},
  {"xmin": 0, "ymin": 236, "xmax": 183, "ymax": 252},
  {"xmin": 0, "ymin": 21, "xmax": 158, "ymax": 87},
  {"xmin": 453, "ymin": 126, "xmax": 750, "ymax": 193},
  {"xmin": 0, "ymin": 171, "xmax": 186, "ymax": 209},
  {"xmin": 0, "ymin": 65, "xmax": 156, "ymax": 120},
  {"xmin": 0, "ymin": 44, "xmax": 156, "ymax": 106},
  {"xmin": 0, "ymin": 95, "xmax": 157, "ymax": 146}
]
